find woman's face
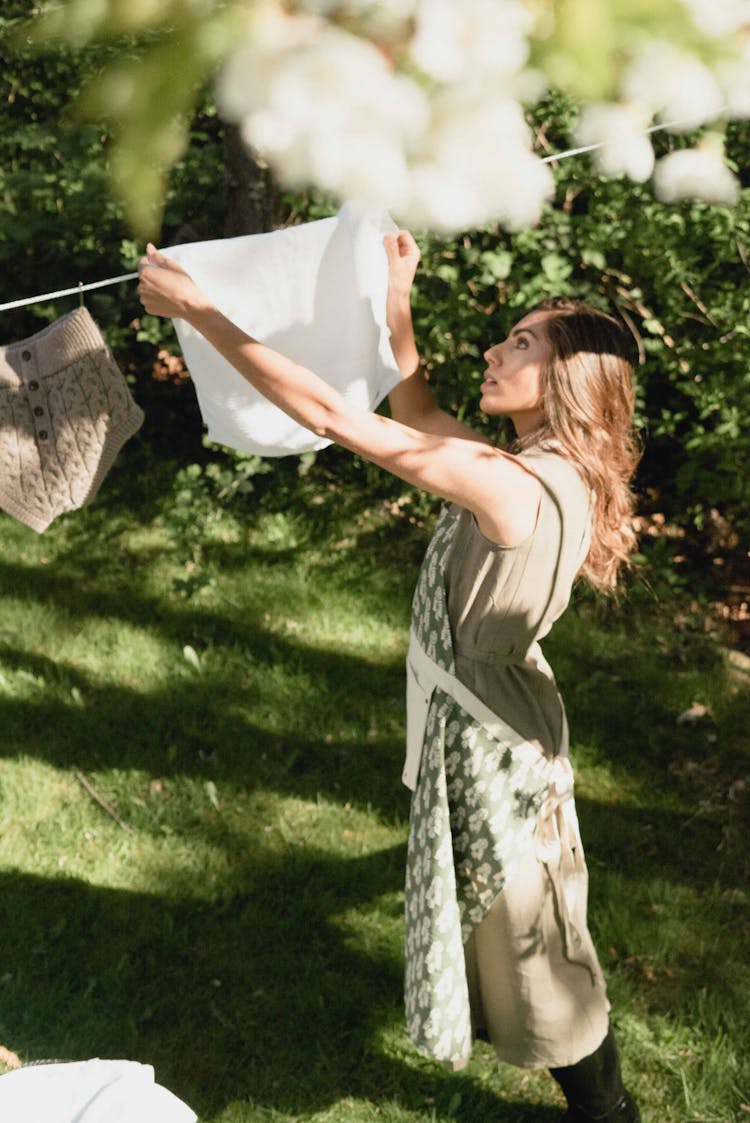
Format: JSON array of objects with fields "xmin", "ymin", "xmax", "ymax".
[{"xmin": 481, "ymin": 310, "xmax": 553, "ymax": 435}]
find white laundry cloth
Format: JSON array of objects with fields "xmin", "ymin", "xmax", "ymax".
[
  {"xmin": 0, "ymin": 1059, "xmax": 196, "ymax": 1123},
  {"xmin": 163, "ymin": 202, "xmax": 401, "ymax": 457}
]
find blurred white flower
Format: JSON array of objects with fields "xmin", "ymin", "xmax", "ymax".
[
  {"xmin": 241, "ymin": 108, "xmax": 414, "ymax": 208},
  {"xmin": 399, "ymin": 152, "xmax": 553, "ymax": 235},
  {"xmin": 653, "ymin": 141, "xmax": 740, "ymax": 205},
  {"xmin": 216, "ymin": 4, "xmax": 317, "ymax": 120},
  {"xmin": 295, "ymin": 0, "xmax": 417, "ymax": 15},
  {"xmin": 575, "ymin": 103, "xmax": 655, "ymax": 182},
  {"xmin": 293, "ymin": 0, "xmax": 418, "ymax": 39},
  {"xmin": 219, "ymin": 13, "xmax": 427, "ymax": 210},
  {"xmin": 220, "ymin": 15, "xmax": 427, "ymax": 136},
  {"xmin": 622, "ymin": 42, "xmax": 726, "ymax": 130},
  {"xmin": 422, "ymin": 85, "xmax": 532, "ymax": 163},
  {"xmin": 213, "ymin": 0, "xmax": 750, "ymax": 233},
  {"xmin": 680, "ymin": 0, "xmax": 750, "ymax": 37},
  {"xmin": 219, "ymin": 8, "xmax": 553, "ymax": 235},
  {"xmin": 410, "ymin": 0, "xmax": 531, "ymax": 83},
  {"xmin": 490, "ymin": 149, "xmax": 556, "ymax": 231},
  {"xmin": 399, "ymin": 164, "xmax": 486, "ymax": 232},
  {"xmin": 398, "ymin": 86, "xmax": 553, "ymax": 232},
  {"xmin": 265, "ymin": 29, "xmax": 425, "ymax": 139},
  {"xmin": 511, "ymin": 65, "xmax": 549, "ymax": 105},
  {"xmin": 319, "ymin": 130, "xmax": 415, "ymax": 207},
  {"xmin": 717, "ymin": 41, "xmax": 750, "ymax": 117}
]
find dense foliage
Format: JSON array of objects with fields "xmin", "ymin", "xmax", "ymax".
[{"xmin": 1, "ymin": 4, "xmax": 749, "ymax": 582}]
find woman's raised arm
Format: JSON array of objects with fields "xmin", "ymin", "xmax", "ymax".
[
  {"xmin": 384, "ymin": 230, "xmax": 488, "ymax": 444},
  {"xmin": 138, "ymin": 245, "xmax": 541, "ymax": 547}
]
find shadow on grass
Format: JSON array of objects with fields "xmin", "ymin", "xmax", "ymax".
[
  {"xmin": 0, "ymin": 860, "xmax": 562, "ymax": 1123},
  {"xmin": 0, "ymin": 627, "xmax": 735, "ymax": 889},
  {"xmin": 0, "ymin": 530, "xmax": 742, "ymax": 861},
  {"xmin": 0, "ymin": 636, "xmax": 408, "ymax": 823}
]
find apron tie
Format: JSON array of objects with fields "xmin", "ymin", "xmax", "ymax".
[{"xmin": 535, "ymin": 760, "xmax": 598, "ymax": 983}]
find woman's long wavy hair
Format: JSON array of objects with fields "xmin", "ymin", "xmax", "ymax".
[{"xmin": 513, "ymin": 298, "xmax": 641, "ymax": 593}]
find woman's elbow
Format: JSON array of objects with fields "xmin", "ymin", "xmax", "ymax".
[{"xmin": 309, "ymin": 402, "xmax": 349, "ymax": 444}]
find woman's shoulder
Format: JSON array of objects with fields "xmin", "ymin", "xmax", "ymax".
[
  {"xmin": 518, "ymin": 446, "xmax": 592, "ymax": 524},
  {"xmin": 519, "ymin": 444, "xmax": 587, "ymax": 488}
]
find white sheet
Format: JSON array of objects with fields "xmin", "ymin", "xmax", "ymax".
[{"xmin": 163, "ymin": 203, "xmax": 400, "ymax": 456}]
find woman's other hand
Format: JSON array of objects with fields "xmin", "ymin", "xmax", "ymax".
[
  {"xmin": 384, "ymin": 229, "xmax": 420, "ymax": 302},
  {"xmin": 137, "ymin": 244, "xmax": 214, "ymax": 322}
]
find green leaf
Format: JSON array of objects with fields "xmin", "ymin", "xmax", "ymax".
[
  {"xmin": 479, "ymin": 250, "xmax": 513, "ymax": 281},
  {"xmin": 541, "ymin": 252, "xmax": 573, "ymax": 283},
  {"xmin": 581, "ymin": 247, "xmax": 606, "ymax": 270},
  {"xmin": 436, "ymin": 264, "xmax": 459, "ymax": 282}
]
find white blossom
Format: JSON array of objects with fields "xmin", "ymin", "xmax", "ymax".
[
  {"xmin": 396, "ymin": 164, "xmax": 480, "ymax": 233},
  {"xmin": 293, "ymin": 0, "xmax": 418, "ymax": 42},
  {"xmin": 297, "ymin": 0, "xmax": 417, "ymax": 16},
  {"xmin": 410, "ymin": 0, "xmax": 532, "ymax": 84},
  {"xmin": 575, "ymin": 103, "xmax": 655, "ymax": 182},
  {"xmin": 680, "ymin": 0, "xmax": 750, "ymax": 37},
  {"xmin": 395, "ymin": 84, "xmax": 554, "ymax": 233},
  {"xmin": 653, "ymin": 142, "xmax": 740, "ymax": 205},
  {"xmin": 216, "ymin": 6, "xmax": 315, "ymax": 119},
  {"xmin": 622, "ymin": 42, "xmax": 726, "ymax": 130},
  {"xmin": 213, "ymin": 2, "xmax": 748, "ymax": 234},
  {"xmin": 717, "ymin": 42, "xmax": 750, "ymax": 117},
  {"xmin": 423, "ymin": 84, "xmax": 532, "ymax": 159},
  {"xmin": 218, "ymin": 11, "xmax": 428, "ymax": 210},
  {"xmin": 511, "ymin": 65, "xmax": 549, "ymax": 105}
]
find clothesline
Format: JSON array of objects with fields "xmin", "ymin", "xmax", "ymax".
[
  {"xmin": 0, "ymin": 108, "xmax": 729, "ymax": 315},
  {"xmin": 0, "ymin": 272, "xmax": 139, "ymax": 312}
]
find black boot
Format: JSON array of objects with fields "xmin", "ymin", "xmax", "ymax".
[{"xmin": 549, "ymin": 1025, "xmax": 641, "ymax": 1122}]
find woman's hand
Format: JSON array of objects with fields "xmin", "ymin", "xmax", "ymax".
[
  {"xmin": 383, "ymin": 229, "xmax": 420, "ymax": 302},
  {"xmin": 137, "ymin": 243, "xmax": 214, "ymax": 322},
  {"xmin": 384, "ymin": 228, "xmax": 420, "ymax": 354}
]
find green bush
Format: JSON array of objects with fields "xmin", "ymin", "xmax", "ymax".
[{"xmin": 1, "ymin": 20, "xmax": 748, "ymax": 559}]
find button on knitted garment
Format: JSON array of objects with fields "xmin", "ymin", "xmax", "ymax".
[{"xmin": 0, "ymin": 307, "xmax": 144, "ymax": 532}]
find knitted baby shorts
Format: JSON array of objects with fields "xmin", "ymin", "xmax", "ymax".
[{"xmin": 0, "ymin": 307, "xmax": 144, "ymax": 532}]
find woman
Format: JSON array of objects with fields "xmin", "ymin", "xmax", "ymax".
[{"xmin": 138, "ymin": 229, "xmax": 641, "ymax": 1122}]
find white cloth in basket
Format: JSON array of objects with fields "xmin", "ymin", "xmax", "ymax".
[{"xmin": 0, "ymin": 1059, "xmax": 196, "ymax": 1123}]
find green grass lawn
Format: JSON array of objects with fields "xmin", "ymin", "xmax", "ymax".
[{"xmin": 0, "ymin": 444, "xmax": 748, "ymax": 1122}]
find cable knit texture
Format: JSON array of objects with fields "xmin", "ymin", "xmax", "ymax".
[{"xmin": 0, "ymin": 307, "xmax": 143, "ymax": 532}]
